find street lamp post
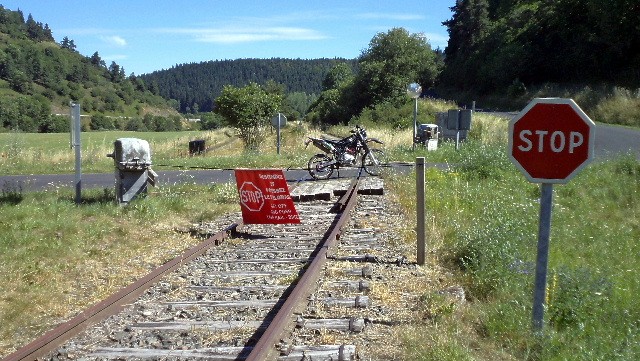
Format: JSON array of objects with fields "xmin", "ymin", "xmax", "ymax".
[{"xmin": 406, "ymin": 83, "xmax": 422, "ymax": 150}]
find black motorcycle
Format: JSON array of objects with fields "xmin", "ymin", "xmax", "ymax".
[{"xmin": 304, "ymin": 125, "xmax": 387, "ymax": 180}]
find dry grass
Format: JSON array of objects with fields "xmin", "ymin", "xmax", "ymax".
[{"xmin": 0, "ymin": 183, "xmax": 238, "ymax": 357}]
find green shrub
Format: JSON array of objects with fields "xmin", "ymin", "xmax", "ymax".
[
  {"xmin": 89, "ymin": 114, "xmax": 114, "ymax": 130},
  {"xmin": 453, "ymin": 142, "xmax": 512, "ymax": 181},
  {"xmin": 594, "ymin": 89, "xmax": 640, "ymax": 127},
  {"xmin": 547, "ymin": 267, "xmax": 612, "ymax": 331}
]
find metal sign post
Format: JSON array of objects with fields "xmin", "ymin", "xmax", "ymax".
[
  {"xmin": 447, "ymin": 109, "xmax": 472, "ymax": 150},
  {"xmin": 508, "ymin": 98, "xmax": 595, "ymax": 332},
  {"xmin": 406, "ymin": 83, "xmax": 422, "ymax": 150},
  {"xmin": 532, "ymin": 182, "xmax": 553, "ymax": 331},
  {"xmin": 271, "ymin": 113, "xmax": 287, "ymax": 155},
  {"xmin": 70, "ymin": 102, "xmax": 82, "ymax": 204}
]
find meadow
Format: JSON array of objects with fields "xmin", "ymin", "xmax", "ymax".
[{"xmin": 1, "ymin": 107, "xmax": 639, "ymax": 360}]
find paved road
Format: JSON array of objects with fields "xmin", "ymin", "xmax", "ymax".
[
  {"xmin": 593, "ymin": 123, "xmax": 640, "ymax": 159},
  {"xmin": 1, "ymin": 122, "xmax": 637, "ymax": 192},
  {"xmin": 0, "ymin": 163, "xmax": 422, "ymax": 192}
]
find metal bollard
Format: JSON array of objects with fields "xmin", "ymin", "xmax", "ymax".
[{"xmin": 106, "ymin": 138, "xmax": 157, "ymax": 205}]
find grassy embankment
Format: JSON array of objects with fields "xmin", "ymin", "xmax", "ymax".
[
  {"xmin": 386, "ymin": 113, "xmax": 640, "ymax": 360},
  {"xmin": 1, "ymin": 99, "xmax": 639, "ymax": 359}
]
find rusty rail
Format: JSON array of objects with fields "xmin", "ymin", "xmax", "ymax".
[
  {"xmin": 245, "ymin": 176, "xmax": 361, "ymax": 360},
  {"xmin": 3, "ymin": 222, "xmax": 241, "ymax": 361},
  {"xmin": 5, "ymin": 178, "xmax": 363, "ymax": 361}
]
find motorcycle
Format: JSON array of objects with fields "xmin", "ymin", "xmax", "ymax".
[{"xmin": 304, "ymin": 125, "xmax": 387, "ymax": 180}]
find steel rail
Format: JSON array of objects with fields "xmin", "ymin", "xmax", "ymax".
[
  {"xmin": 3, "ymin": 221, "xmax": 242, "ymax": 361},
  {"xmin": 245, "ymin": 176, "xmax": 361, "ymax": 361}
]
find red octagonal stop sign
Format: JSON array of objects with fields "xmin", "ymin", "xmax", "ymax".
[
  {"xmin": 508, "ymin": 98, "xmax": 595, "ymax": 183},
  {"xmin": 239, "ymin": 181, "xmax": 265, "ymax": 211}
]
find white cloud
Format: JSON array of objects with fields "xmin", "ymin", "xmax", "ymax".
[
  {"xmin": 101, "ymin": 35, "xmax": 127, "ymax": 47},
  {"xmin": 423, "ymin": 32, "xmax": 449, "ymax": 48},
  {"xmin": 357, "ymin": 13, "xmax": 426, "ymax": 21},
  {"xmin": 158, "ymin": 26, "xmax": 327, "ymax": 44},
  {"xmin": 104, "ymin": 54, "xmax": 128, "ymax": 61}
]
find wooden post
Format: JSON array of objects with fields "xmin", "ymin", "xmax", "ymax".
[{"xmin": 416, "ymin": 157, "xmax": 426, "ymax": 265}]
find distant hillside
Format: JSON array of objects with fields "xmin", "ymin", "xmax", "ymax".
[
  {"xmin": 0, "ymin": 5, "xmax": 176, "ymax": 132},
  {"xmin": 141, "ymin": 58, "xmax": 358, "ymax": 113}
]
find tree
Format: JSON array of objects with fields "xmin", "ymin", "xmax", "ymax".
[
  {"xmin": 90, "ymin": 114, "xmax": 115, "ymax": 130},
  {"xmin": 90, "ymin": 51, "xmax": 106, "ymax": 68},
  {"xmin": 322, "ymin": 63, "xmax": 354, "ymax": 91},
  {"xmin": 443, "ymin": 0, "xmax": 490, "ymax": 61},
  {"xmin": 60, "ymin": 36, "xmax": 76, "ymax": 51},
  {"xmin": 313, "ymin": 28, "xmax": 441, "ymax": 124},
  {"xmin": 8, "ymin": 68, "xmax": 31, "ymax": 93},
  {"xmin": 125, "ymin": 117, "xmax": 147, "ymax": 131},
  {"xmin": 25, "ymin": 13, "xmax": 53, "ymax": 42},
  {"xmin": 215, "ymin": 82, "xmax": 282, "ymax": 151},
  {"xmin": 200, "ymin": 112, "xmax": 225, "ymax": 130},
  {"xmin": 108, "ymin": 61, "xmax": 125, "ymax": 82}
]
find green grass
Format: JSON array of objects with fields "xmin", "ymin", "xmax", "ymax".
[
  {"xmin": 0, "ymin": 182, "xmax": 239, "ymax": 356},
  {"xmin": 387, "ymin": 140, "xmax": 640, "ymax": 360},
  {"xmin": 1, "ymin": 107, "xmax": 638, "ymax": 359},
  {"xmin": 0, "ymin": 130, "xmax": 206, "ymax": 174},
  {"xmin": 0, "ymin": 127, "xmax": 326, "ymax": 175}
]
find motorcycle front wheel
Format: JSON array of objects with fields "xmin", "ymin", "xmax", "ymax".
[
  {"xmin": 362, "ymin": 148, "xmax": 388, "ymax": 176},
  {"xmin": 308, "ymin": 154, "xmax": 334, "ymax": 180}
]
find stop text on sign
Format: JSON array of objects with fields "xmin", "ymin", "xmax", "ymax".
[
  {"xmin": 239, "ymin": 182, "xmax": 264, "ymax": 211},
  {"xmin": 517, "ymin": 130, "xmax": 584, "ymax": 153}
]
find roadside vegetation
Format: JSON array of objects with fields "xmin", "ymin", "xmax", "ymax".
[
  {"xmin": 2, "ymin": 1, "xmax": 639, "ymax": 358},
  {"xmin": 1, "ymin": 106, "xmax": 638, "ymax": 359},
  {"xmin": 385, "ymin": 115, "xmax": 640, "ymax": 360}
]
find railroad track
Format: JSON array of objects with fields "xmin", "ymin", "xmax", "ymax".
[{"xmin": 6, "ymin": 175, "xmax": 440, "ymax": 361}]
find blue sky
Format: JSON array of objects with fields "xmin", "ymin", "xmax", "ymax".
[{"xmin": 2, "ymin": 0, "xmax": 455, "ymax": 75}]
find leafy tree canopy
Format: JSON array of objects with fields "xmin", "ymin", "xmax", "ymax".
[
  {"xmin": 141, "ymin": 58, "xmax": 357, "ymax": 113},
  {"xmin": 309, "ymin": 27, "xmax": 442, "ymax": 125},
  {"xmin": 0, "ymin": 5, "xmax": 176, "ymax": 133},
  {"xmin": 214, "ymin": 82, "xmax": 282, "ymax": 151},
  {"xmin": 440, "ymin": 0, "xmax": 640, "ymax": 92}
]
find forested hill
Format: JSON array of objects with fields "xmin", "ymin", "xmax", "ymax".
[
  {"xmin": 140, "ymin": 58, "xmax": 358, "ymax": 113},
  {"xmin": 0, "ymin": 5, "xmax": 174, "ymax": 133},
  {"xmin": 441, "ymin": 0, "xmax": 640, "ymax": 93}
]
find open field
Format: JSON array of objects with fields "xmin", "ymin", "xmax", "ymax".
[
  {"xmin": 1, "ymin": 111, "xmax": 639, "ymax": 360},
  {"xmin": 0, "ymin": 130, "xmax": 236, "ymax": 175},
  {"xmin": 0, "ymin": 123, "xmax": 426, "ymax": 176}
]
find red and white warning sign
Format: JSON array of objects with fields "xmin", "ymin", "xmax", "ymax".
[{"xmin": 234, "ymin": 169, "xmax": 300, "ymax": 224}]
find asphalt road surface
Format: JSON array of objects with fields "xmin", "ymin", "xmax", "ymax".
[
  {"xmin": 593, "ymin": 123, "xmax": 640, "ymax": 159},
  {"xmin": 0, "ymin": 163, "xmax": 422, "ymax": 192},
  {"xmin": 1, "ymin": 122, "xmax": 637, "ymax": 193}
]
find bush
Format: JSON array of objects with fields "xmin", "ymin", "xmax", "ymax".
[
  {"xmin": 547, "ymin": 267, "xmax": 612, "ymax": 331},
  {"xmin": 124, "ymin": 117, "xmax": 147, "ymax": 131},
  {"xmin": 200, "ymin": 113, "xmax": 224, "ymax": 130},
  {"xmin": 153, "ymin": 115, "xmax": 177, "ymax": 132},
  {"xmin": 89, "ymin": 114, "xmax": 114, "ymax": 131},
  {"xmin": 38, "ymin": 115, "xmax": 69, "ymax": 133},
  {"xmin": 593, "ymin": 87, "xmax": 640, "ymax": 127}
]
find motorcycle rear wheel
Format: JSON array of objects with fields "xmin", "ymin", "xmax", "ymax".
[
  {"xmin": 362, "ymin": 148, "xmax": 388, "ymax": 176},
  {"xmin": 308, "ymin": 154, "xmax": 334, "ymax": 180}
]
